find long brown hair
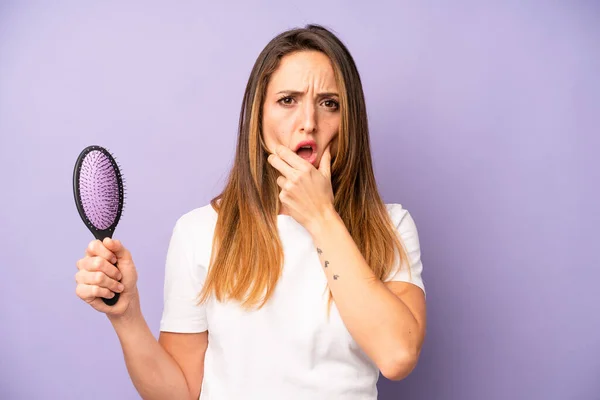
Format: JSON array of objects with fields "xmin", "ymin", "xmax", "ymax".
[{"xmin": 197, "ymin": 24, "xmax": 410, "ymax": 309}]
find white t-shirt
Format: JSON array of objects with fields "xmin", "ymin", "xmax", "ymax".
[{"xmin": 159, "ymin": 203, "xmax": 425, "ymax": 400}]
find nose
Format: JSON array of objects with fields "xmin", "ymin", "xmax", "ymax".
[{"xmin": 300, "ymin": 101, "xmax": 317, "ymax": 133}]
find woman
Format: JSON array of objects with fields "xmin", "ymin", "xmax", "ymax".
[{"xmin": 75, "ymin": 24, "xmax": 426, "ymax": 399}]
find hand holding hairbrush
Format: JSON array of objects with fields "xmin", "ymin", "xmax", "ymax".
[{"xmin": 73, "ymin": 145, "xmax": 126, "ymax": 306}]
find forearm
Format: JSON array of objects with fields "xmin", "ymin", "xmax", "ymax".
[
  {"xmin": 308, "ymin": 207, "xmax": 421, "ymax": 375},
  {"xmin": 108, "ymin": 306, "xmax": 191, "ymax": 400}
]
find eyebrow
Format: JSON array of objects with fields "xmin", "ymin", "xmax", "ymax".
[{"xmin": 276, "ymin": 90, "xmax": 339, "ymax": 97}]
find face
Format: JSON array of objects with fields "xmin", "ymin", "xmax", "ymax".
[{"xmin": 262, "ymin": 50, "xmax": 340, "ymax": 168}]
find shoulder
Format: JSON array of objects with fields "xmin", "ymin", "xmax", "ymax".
[
  {"xmin": 385, "ymin": 203, "xmax": 411, "ymax": 226},
  {"xmin": 168, "ymin": 203, "xmax": 218, "ymax": 257},
  {"xmin": 173, "ymin": 203, "xmax": 218, "ymax": 233},
  {"xmin": 164, "ymin": 203, "xmax": 218, "ymax": 268},
  {"xmin": 385, "ymin": 203, "xmax": 420, "ymax": 241}
]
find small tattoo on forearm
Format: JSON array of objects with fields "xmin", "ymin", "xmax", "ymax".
[
  {"xmin": 333, "ymin": 274, "xmax": 339, "ymax": 280},
  {"xmin": 317, "ymin": 248, "xmax": 323, "ymax": 255},
  {"xmin": 324, "ymin": 261, "xmax": 329, "ymax": 268}
]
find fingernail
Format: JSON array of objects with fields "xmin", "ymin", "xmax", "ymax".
[
  {"xmin": 117, "ymin": 283, "xmax": 125, "ymax": 292},
  {"xmin": 112, "ymin": 257, "xmax": 118, "ymax": 264},
  {"xmin": 117, "ymin": 272, "xmax": 123, "ymax": 281}
]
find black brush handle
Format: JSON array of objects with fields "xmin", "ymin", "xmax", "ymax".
[
  {"xmin": 95, "ymin": 231, "xmax": 120, "ymax": 306},
  {"xmin": 102, "ymin": 260, "xmax": 121, "ymax": 306}
]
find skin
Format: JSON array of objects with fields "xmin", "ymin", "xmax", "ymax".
[
  {"xmin": 73, "ymin": 50, "xmax": 425, "ymax": 400},
  {"xmin": 266, "ymin": 50, "xmax": 427, "ymax": 379},
  {"xmin": 268, "ymin": 144, "xmax": 427, "ymax": 379},
  {"xmin": 262, "ymin": 50, "xmax": 339, "ymax": 217}
]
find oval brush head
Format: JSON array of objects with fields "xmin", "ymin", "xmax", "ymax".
[{"xmin": 73, "ymin": 145, "xmax": 126, "ymax": 305}]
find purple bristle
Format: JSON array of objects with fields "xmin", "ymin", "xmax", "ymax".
[{"xmin": 78, "ymin": 150, "xmax": 120, "ymax": 230}]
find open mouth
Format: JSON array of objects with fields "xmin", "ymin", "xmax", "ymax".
[
  {"xmin": 296, "ymin": 145, "xmax": 313, "ymax": 159},
  {"xmin": 294, "ymin": 140, "xmax": 318, "ymax": 164}
]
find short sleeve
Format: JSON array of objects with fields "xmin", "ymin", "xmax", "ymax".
[
  {"xmin": 384, "ymin": 204, "xmax": 426, "ymax": 296},
  {"xmin": 159, "ymin": 217, "xmax": 208, "ymax": 333}
]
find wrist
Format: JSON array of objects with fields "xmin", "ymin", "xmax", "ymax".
[
  {"xmin": 308, "ymin": 204, "xmax": 341, "ymax": 237},
  {"xmin": 107, "ymin": 296, "xmax": 143, "ymax": 329}
]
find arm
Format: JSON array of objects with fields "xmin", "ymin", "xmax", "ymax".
[
  {"xmin": 159, "ymin": 331, "xmax": 208, "ymax": 399},
  {"xmin": 76, "ymin": 238, "xmax": 207, "ymax": 399},
  {"xmin": 307, "ymin": 207, "xmax": 427, "ymax": 381},
  {"xmin": 108, "ymin": 306, "xmax": 207, "ymax": 400},
  {"xmin": 266, "ymin": 145, "xmax": 426, "ymax": 379}
]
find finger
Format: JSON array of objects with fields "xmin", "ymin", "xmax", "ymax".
[
  {"xmin": 276, "ymin": 176, "xmax": 287, "ymax": 190},
  {"xmin": 275, "ymin": 145, "xmax": 312, "ymax": 170},
  {"xmin": 318, "ymin": 143, "xmax": 332, "ymax": 178},
  {"xmin": 86, "ymin": 240, "xmax": 118, "ymax": 264},
  {"xmin": 80, "ymin": 256, "xmax": 122, "ymax": 281},
  {"xmin": 76, "ymin": 270, "xmax": 124, "ymax": 293},
  {"xmin": 102, "ymin": 238, "xmax": 131, "ymax": 262},
  {"xmin": 267, "ymin": 153, "xmax": 296, "ymax": 178},
  {"xmin": 88, "ymin": 297, "xmax": 112, "ymax": 310},
  {"xmin": 75, "ymin": 283, "xmax": 116, "ymax": 302}
]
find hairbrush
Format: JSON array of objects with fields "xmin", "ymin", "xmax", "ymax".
[{"xmin": 73, "ymin": 145, "xmax": 126, "ymax": 306}]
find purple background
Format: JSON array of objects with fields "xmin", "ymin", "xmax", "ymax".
[{"xmin": 1, "ymin": 2, "xmax": 598, "ymax": 399}]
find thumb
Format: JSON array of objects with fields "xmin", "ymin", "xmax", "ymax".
[
  {"xmin": 103, "ymin": 238, "xmax": 137, "ymax": 288},
  {"xmin": 103, "ymin": 238, "xmax": 131, "ymax": 261},
  {"xmin": 318, "ymin": 144, "xmax": 332, "ymax": 178}
]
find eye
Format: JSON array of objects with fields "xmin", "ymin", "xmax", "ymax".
[
  {"xmin": 322, "ymin": 99, "xmax": 339, "ymax": 110},
  {"xmin": 277, "ymin": 96, "xmax": 295, "ymax": 106}
]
